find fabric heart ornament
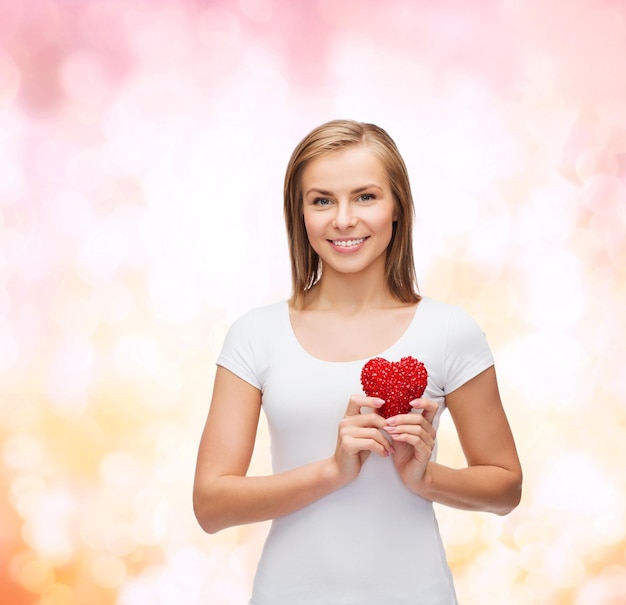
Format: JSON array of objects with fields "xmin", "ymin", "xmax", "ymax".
[{"xmin": 360, "ymin": 356, "xmax": 428, "ymax": 419}]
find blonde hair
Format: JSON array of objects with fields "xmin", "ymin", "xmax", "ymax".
[{"xmin": 284, "ymin": 119, "xmax": 420, "ymax": 308}]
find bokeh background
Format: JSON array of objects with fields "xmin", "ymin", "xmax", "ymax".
[{"xmin": 1, "ymin": 0, "xmax": 625, "ymax": 603}]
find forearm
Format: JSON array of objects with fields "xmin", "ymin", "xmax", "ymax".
[
  {"xmin": 193, "ymin": 458, "xmax": 344, "ymax": 534},
  {"xmin": 415, "ymin": 462, "xmax": 522, "ymax": 515}
]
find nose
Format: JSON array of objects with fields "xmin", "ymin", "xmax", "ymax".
[{"xmin": 332, "ymin": 201, "xmax": 357, "ymax": 230}]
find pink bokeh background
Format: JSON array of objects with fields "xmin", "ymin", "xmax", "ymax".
[{"xmin": 1, "ymin": 1, "xmax": 625, "ymax": 604}]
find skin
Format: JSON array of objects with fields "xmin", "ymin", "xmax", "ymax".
[{"xmin": 193, "ymin": 146, "xmax": 522, "ymax": 534}]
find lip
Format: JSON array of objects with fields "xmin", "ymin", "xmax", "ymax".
[{"xmin": 328, "ymin": 237, "xmax": 368, "ymax": 252}]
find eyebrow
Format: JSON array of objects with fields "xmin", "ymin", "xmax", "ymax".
[{"xmin": 304, "ymin": 184, "xmax": 383, "ymax": 197}]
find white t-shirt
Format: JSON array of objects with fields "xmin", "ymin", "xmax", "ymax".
[{"xmin": 216, "ymin": 297, "xmax": 494, "ymax": 605}]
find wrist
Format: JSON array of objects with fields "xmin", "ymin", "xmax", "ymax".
[
  {"xmin": 321, "ymin": 457, "xmax": 351, "ymax": 492},
  {"xmin": 411, "ymin": 462, "xmax": 434, "ymax": 498}
]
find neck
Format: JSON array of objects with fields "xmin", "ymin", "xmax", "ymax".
[{"xmin": 304, "ymin": 264, "xmax": 398, "ymax": 312}]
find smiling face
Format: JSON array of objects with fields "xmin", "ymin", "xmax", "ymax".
[
  {"xmin": 284, "ymin": 119, "xmax": 419, "ymax": 307},
  {"xmin": 301, "ymin": 145, "xmax": 397, "ymax": 279}
]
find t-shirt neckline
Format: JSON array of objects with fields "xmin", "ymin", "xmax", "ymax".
[{"xmin": 283, "ymin": 298, "xmax": 425, "ymax": 364}]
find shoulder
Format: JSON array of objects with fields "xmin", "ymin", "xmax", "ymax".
[
  {"xmin": 217, "ymin": 300, "xmax": 288, "ymax": 389},
  {"xmin": 419, "ymin": 296, "xmax": 488, "ymax": 343},
  {"xmin": 227, "ymin": 300, "xmax": 288, "ymax": 335},
  {"xmin": 415, "ymin": 297, "xmax": 493, "ymax": 390},
  {"xmin": 221, "ymin": 300, "xmax": 290, "ymax": 357},
  {"xmin": 418, "ymin": 296, "xmax": 479, "ymax": 329}
]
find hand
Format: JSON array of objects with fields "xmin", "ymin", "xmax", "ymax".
[
  {"xmin": 332, "ymin": 394, "xmax": 393, "ymax": 484},
  {"xmin": 384, "ymin": 398, "xmax": 439, "ymax": 491}
]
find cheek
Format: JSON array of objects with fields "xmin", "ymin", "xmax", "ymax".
[
  {"xmin": 302, "ymin": 214, "xmax": 323, "ymax": 251},
  {"xmin": 374, "ymin": 206, "xmax": 397, "ymax": 231},
  {"xmin": 303, "ymin": 211, "xmax": 322, "ymax": 237}
]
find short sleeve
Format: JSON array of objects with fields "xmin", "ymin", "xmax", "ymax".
[
  {"xmin": 216, "ymin": 310, "xmax": 262, "ymax": 390},
  {"xmin": 443, "ymin": 306, "xmax": 494, "ymax": 394}
]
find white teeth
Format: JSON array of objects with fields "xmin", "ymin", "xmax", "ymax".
[{"xmin": 333, "ymin": 238, "xmax": 365, "ymax": 247}]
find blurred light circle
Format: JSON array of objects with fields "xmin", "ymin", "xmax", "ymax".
[
  {"xmin": 38, "ymin": 582, "xmax": 73, "ymax": 605},
  {"xmin": 91, "ymin": 554, "xmax": 127, "ymax": 589},
  {"xmin": 196, "ymin": 8, "xmax": 242, "ymax": 74},
  {"xmin": 60, "ymin": 52, "xmax": 111, "ymax": 108},
  {"xmin": 0, "ymin": 0, "xmax": 23, "ymax": 41},
  {"xmin": 0, "ymin": 50, "xmax": 20, "ymax": 105},
  {"xmin": 576, "ymin": 147, "xmax": 619, "ymax": 182},
  {"xmin": 21, "ymin": 487, "xmax": 77, "ymax": 565},
  {"xmin": 94, "ymin": 281, "xmax": 134, "ymax": 323},
  {"xmin": 2, "ymin": 433, "xmax": 44, "ymax": 470},
  {"xmin": 100, "ymin": 451, "xmax": 143, "ymax": 488},
  {"xmin": 19, "ymin": 557, "xmax": 54, "ymax": 593},
  {"xmin": 240, "ymin": 0, "xmax": 272, "ymax": 22},
  {"xmin": 575, "ymin": 565, "xmax": 626, "ymax": 605},
  {"xmin": 10, "ymin": 475, "xmax": 46, "ymax": 519},
  {"xmin": 104, "ymin": 523, "xmax": 137, "ymax": 557},
  {"xmin": 0, "ymin": 322, "xmax": 18, "ymax": 371}
]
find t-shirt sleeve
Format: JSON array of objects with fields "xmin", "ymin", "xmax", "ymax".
[
  {"xmin": 443, "ymin": 305, "xmax": 494, "ymax": 394},
  {"xmin": 215, "ymin": 310, "xmax": 262, "ymax": 391}
]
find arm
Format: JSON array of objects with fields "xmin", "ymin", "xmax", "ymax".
[
  {"xmin": 389, "ymin": 366, "xmax": 522, "ymax": 515},
  {"xmin": 193, "ymin": 366, "xmax": 391, "ymax": 534}
]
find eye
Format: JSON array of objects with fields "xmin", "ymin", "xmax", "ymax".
[
  {"xmin": 313, "ymin": 197, "xmax": 332, "ymax": 206},
  {"xmin": 358, "ymin": 193, "xmax": 375, "ymax": 202}
]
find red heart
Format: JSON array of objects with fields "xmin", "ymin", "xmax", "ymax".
[{"xmin": 360, "ymin": 356, "xmax": 428, "ymax": 419}]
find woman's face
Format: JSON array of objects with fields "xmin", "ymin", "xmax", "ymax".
[{"xmin": 300, "ymin": 146, "xmax": 397, "ymax": 279}]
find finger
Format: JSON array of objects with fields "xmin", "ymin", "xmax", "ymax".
[
  {"xmin": 385, "ymin": 410, "xmax": 435, "ymax": 428},
  {"xmin": 385, "ymin": 423, "xmax": 436, "ymax": 448},
  {"xmin": 384, "ymin": 410, "xmax": 436, "ymax": 436},
  {"xmin": 339, "ymin": 425, "xmax": 395, "ymax": 457},
  {"xmin": 343, "ymin": 413, "xmax": 388, "ymax": 431},
  {"xmin": 344, "ymin": 436, "xmax": 392, "ymax": 458},
  {"xmin": 387, "ymin": 428, "xmax": 436, "ymax": 452},
  {"xmin": 410, "ymin": 398, "xmax": 439, "ymax": 424},
  {"xmin": 385, "ymin": 420, "xmax": 436, "ymax": 439},
  {"xmin": 340, "ymin": 418, "xmax": 387, "ymax": 439},
  {"xmin": 345, "ymin": 394, "xmax": 385, "ymax": 416}
]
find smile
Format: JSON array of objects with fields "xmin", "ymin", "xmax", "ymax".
[{"xmin": 331, "ymin": 238, "xmax": 366, "ymax": 247}]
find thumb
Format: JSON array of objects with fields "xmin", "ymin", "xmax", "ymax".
[
  {"xmin": 411, "ymin": 398, "xmax": 438, "ymax": 424},
  {"xmin": 346, "ymin": 394, "xmax": 385, "ymax": 416}
]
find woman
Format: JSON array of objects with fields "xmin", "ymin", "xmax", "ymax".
[{"xmin": 193, "ymin": 120, "xmax": 522, "ymax": 604}]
